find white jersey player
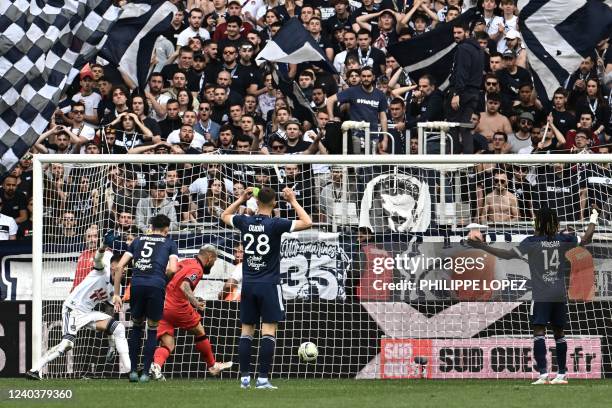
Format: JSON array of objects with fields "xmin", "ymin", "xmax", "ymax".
[{"xmin": 26, "ymin": 233, "xmax": 131, "ymax": 380}]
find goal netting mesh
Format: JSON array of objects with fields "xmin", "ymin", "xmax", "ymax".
[{"xmin": 36, "ymin": 155, "xmax": 612, "ymax": 379}]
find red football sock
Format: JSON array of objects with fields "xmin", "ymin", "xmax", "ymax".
[
  {"xmin": 153, "ymin": 345, "xmax": 171, "ymax": 368},
  {"xmin": 195, "ymin": 335, "xmax": 215, "ymax": 367}
]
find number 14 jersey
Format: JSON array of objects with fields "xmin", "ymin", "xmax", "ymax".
[{"xmin": 230, "ymin": 214, "xmax": 295, "ymax": 284}]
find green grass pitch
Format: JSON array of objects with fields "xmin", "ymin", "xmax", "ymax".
[{"xmin": 1, "ymin": 378, "xmax": 611, "ymax": 408}]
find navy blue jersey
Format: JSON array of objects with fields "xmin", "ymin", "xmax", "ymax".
[
  {"xmin": 514, "ymin": 234, "xmax": 580, "ymax": 301},
  {"xmin": 336, "ymin": 86, "xmax": 388, "ymax": 131},
  {"xmin": 231, "ymin": 214, "xmax": 294, "ymax": 284},
  {"xmin": 127, "ymin": 234, "xmax": 179, "ymax": 289}
]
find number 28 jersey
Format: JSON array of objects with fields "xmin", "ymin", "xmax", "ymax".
[
  {"xmin": 230, "ymin": 214, "xmax": 295, "ymax": 284},
  {"xmin": 127, "ymin": 234, "xmax": 179, "ymax": 289}
]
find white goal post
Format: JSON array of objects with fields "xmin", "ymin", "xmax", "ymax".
[{"xmin": 32, "ymin": 153, "xmax": 612, "ymax": 379}]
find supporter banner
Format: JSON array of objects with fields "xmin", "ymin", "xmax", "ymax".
[
  {"xmin": 0, "ymin": 302, "xmax": 31, "ymax": 377},
  {"xmin": 379, "ymin": 337, "xmax": 602, "ymax": 379},
  {"xmin": 281, "ymin": 231, "xmax": 348, "ymax": 301}
]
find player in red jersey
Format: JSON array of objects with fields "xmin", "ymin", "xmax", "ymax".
[{"xmin": 150, "ymin": 245, "xmax": 233, "ymax": 380}]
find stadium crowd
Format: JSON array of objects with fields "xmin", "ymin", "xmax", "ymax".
[{"xmin": 1, "ymin": 0, "xmax": 612, "ymax": 244}]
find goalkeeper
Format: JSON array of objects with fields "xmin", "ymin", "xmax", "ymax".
[
  {"xmin": 468, "ymin": 207, "xmax": 598, "ymax": 385},
  {"xmin": 26, "ymin": 232, "xmax": 130, "ymax": 380}
]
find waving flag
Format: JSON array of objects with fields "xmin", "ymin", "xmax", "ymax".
[
  {"xmin": 0, "ymin": 0, "xmax": 120, "ymax": 176},
  {"xmin": 99, "ymin": 0, "xmax": 176, "ymax": 89},
  {"xmin": 256, "ymin": 18, "xmax": 336, "ymax": 74},
  {"xmin": 518, "ymin": 0, "xmax": 612, "ymax": 102},
  {"xmin": 388, "ymin": 9, "xmax": 477, "ymax": 90}
]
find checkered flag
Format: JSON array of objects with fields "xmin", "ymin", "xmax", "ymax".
[{"xmin": 0, "ymin": 0, "xmax": 120, "ymax": 175}]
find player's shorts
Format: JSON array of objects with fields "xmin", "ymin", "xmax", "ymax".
[
  {"xmin": 129, "ymin": 285, "xmax": 165, "ymax": 322},
  {"xmin": 530, "ymin": 301, "xmax": 567, "ymax": 327},
  {"xmin": 157, "ymin": 306, "xmax": 202, "ymax": 339},
  {"xmin": 240, "ymin": 283, "xmax": 285, "ymax": 324},
  {"xmin": 61, "ymin": 306, "xmax": 110, "ymax": 338}
]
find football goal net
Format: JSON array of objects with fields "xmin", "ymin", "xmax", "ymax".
[{"xmin": 32, "ymin": 153, "xmax": 612, "ymax": 379}]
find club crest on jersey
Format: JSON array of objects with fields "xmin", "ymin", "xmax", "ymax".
[
  {"xmin": 189, "ymin": 273, "xmax": 198, "ymax": 282},
  {"xmin": 90, "ymin": 288, "xmax": 108, "ymax": 301}
]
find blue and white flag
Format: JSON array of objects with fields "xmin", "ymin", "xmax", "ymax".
[
  {"xmin": 100, "ymin": 0, "xmax": 176, "ymax": 90},
  {"xmin": 518, "ymin": 0, "xmax": 612, "ymax": 102},
  {"xmin": 0, "ymin": 0, "xmax": 121, "ymax": 176},
  {"xmin": 255, "ymin": 18, "xmax": 336, "ymax": 73}
]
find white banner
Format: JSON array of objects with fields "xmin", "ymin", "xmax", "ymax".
[{"xmin": 280, "ymin": 231, "xmax": 347, "ymax": 301}]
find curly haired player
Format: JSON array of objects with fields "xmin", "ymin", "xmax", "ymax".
[{"xmin": 469, "ymin": 207, "xmax": 598, "ymax": 384}]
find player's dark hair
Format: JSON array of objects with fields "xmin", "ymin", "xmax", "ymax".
[
  {"xmin": 534, "ymin": 206, "xmax": 559, "ymax": 239},
  {"xmin": 257, "ymin": 186, "xmax": 276, "ymax": 205},
  {"xmin": 150, "ymin": 214, "xmax": 171, "ymax": 230}
]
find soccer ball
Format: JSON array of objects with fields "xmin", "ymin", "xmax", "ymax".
[{"xmin": 297, "ymin": 342, "xmax": 318, "ymax": 362}]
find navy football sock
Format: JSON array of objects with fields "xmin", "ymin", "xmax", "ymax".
[
  {"xmin": 555, "ymin": 336, "xmax": 567, "ymax": 375},
  {"xmin": 142, "ymin": 328, "xmax": 158, "ymax": 375},
  {"xmin": 128, "ymin": 324, "xmax": 143, "ymax": 373},
  {"xmin": 534, "ymin": 335, "xmax": 547, "ymax": 374},
  {"xmin": 258, "ymin": 335, "xmax": 276, "ymax": 380},
  {"xmin": 239, "ymin": 335, "xmax": 253, "ymax": 377}
]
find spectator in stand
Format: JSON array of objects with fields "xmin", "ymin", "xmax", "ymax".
[
  {"xmin": 135, "ymin": 181, "xmax": 178, "ymax": 233},
  {"xmin": 177, "ymin": 89, "xmax": 198, "ymax": 113},
  {"xmin": 165, "ymin": 166, "xmax": 195, "ymax": 224},
  {"xmin": 0, "ymin": 196, "xmax": 18, "ymax": 240},
  {"xmin": 214, "ymin": 2, "xmax": 254, "ymax": 41},
  {"xmin": 107, "ymin": 112, "xmax": 153, "ymax": 150},
  {"xmin": 512, "ymin": 83, "xmax": 545, "ymax": 126},
  {"xmin": 0, "ymin": 175, "xmax": 27, "ymax": 225},
  {"xmin": 114, "ymin": 171, "xmax": 147, "ymax": 216},
  {"xmin": 550, "ymin": 87, "xmax": 575, "ymax": 136},
  {"xmin": 326, "ymin": 66, "xmax": 388, "ymax": 154},
  {"xmin": 52, "ymin": 211, "xmax": 82, "ymax": 252},
  {"xmin": 405, "ymin": 74, "xmax": 445, "ymax": 129},
  {"xmin": 171, "ymin": 110, "xmax": 207, "ymax": 145},
  {"xmin": 481, "ymin": 170, "xmax": 519, "ymax": 223},
  {"xmin": 507, "ymin": 112, "xmax": 534, "ymax": 153},
  {"xmin": 575, "ymin": 78, "xmax": 611, "ymax": 132},
  {"xmin": 67, "ymin": 102, "xmax": 97, "ymax": 153},
  {"xmin": 204, "ymin": 177, "xmax": 228, "ymax": 223},
  {"xmin": 100, "ymin": 127, "xmax": 128, "ymax": 154},
  {"xmin": 161, "ymin": 47, "xmax": 199, "ymax": 91},
  {"xmin": 565, "ymin": 112, "xmax": 601, "ymax": 152},
  {"xmin": 132, "ymin": 95, "xmax": 162, "ymax": 142},
  {"xmin": 565, "ymin": 56, "xmax": 597, "ymax": 94},
  {"xmin": 100, "ymin": 85, "xmax": 130, "ymax": 125},
  {"xmin": 163, "ymin": 70, "xmax": 189, "ymax": 100},
  {"xmin": 447, "ymin": 22, "xmax": 484, "ymax": 154},
  {"xmin": 476, "ymin": 93, "xmax": 513, "ymax": 143},
  {"xmin": 177, "ymin": 7, "xmax": 210, "ymax": 47},
  {"xmin": 195, "ymin": 101, "xmax": 221, "ymax": 143},
  {"xmin": 17, "ymin": 197, "xmax": 33, "ymax": 241},
  {"xmin": 67, "ymin": 70, "xmax": 101, "ymax": 126},
  {"xmin": 497, "ymin": 49, "xmax": 532, "ymax": 102},
  {"xmin": 319, "ymin": 166, "xmax": 358, "ymax": 220},
  {"xmin": 159, "ymin": 99, "xmax": 182, "ymax": 140}
]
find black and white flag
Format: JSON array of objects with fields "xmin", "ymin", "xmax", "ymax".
[
  {"xmin": 388, "ymin": 9, "xmax": 477, "ymax": 90},
  {"xmin": 255, "ymin": 18, "xmax": 336, "ymax": 73},
  {"xmin": 0, "ymin": 0, "xmax": 121, "ymax": 176},
  {"xmin": 99, "ymin": 0, "xmax": 176, "ymax": 90},
  {"xmin": 518, "ymin": 0, "xmax": 612, "ymax": 102},
  {"xmin": 256, "ymin": 19, "xmax": 336, "ymax": 126}
]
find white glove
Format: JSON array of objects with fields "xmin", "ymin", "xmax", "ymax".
[{"xmin": 589, "ymin": 209, "xmax": 599, "ymax": 224}]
